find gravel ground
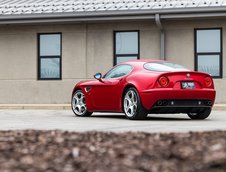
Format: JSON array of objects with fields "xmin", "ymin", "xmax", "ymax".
[{"xmin": 0, "ymin": 130, "xmax": 226, "ymax": 172}]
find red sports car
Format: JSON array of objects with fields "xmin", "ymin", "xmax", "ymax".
[{"xmin": 71, "ymin": 60, "xmax": 216, "ymax": 120}]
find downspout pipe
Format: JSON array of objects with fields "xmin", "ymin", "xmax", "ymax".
[{"xmin": 155, "ymin": 14, "xmax": 165, "ymax": 60}]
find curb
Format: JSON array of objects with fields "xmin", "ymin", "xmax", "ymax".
[
  {"xmin": 0, "ymin": 104, "xmax": 226, "ymax": 110},
  {"xmin": 213, "ymin": 104, "xmax": 226, "ymax": 110},
  {"xmin": 0, "ymin": 104, "xmax": 71, "ymax": 110}
]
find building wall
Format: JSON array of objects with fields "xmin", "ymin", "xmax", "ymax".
[
  {"xmin": 164, "ymin": 19, "xmax": 226, "ymax": 103},
  {"xmin": 0, "ymin": 19, "xmax": 225, "ymax": 104}
]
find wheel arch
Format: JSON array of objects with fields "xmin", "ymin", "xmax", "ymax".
[
  {"xmin": 121, "ymin": 80, "xmax": 149, "ymax": 112},
  {"xmin": 71, "ymin": 86, "xmax": 85, "ymax": 104},
  {"xmin": 72, "ymin": 86, "xmax": 83, "ymax": 95}
]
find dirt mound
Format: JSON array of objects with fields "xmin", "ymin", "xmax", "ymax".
[{"xmin": 0, "ymin": 130, "xmax": 226, "ymax": 172}]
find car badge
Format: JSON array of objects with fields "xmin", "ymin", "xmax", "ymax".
[{"xmin": 186, "ymin": 73, "xmax": 190, "ymax": 78}]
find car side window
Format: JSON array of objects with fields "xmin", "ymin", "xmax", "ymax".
[{"xmin": 104, "ymin": 65, "xmax": 133, "ymax": 79}]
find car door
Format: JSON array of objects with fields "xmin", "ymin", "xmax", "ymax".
[{"xmin": 91, "ymin": 64, "xmax": 133, "ymax": 111}]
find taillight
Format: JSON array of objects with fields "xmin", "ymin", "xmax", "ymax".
[
  {"xmin": 158, "ymin": 76, "xmax": 169, "ymax": 87},
  {"xmin": 204, "ymin": 77, "xmax": 212, "ymax": 88}
]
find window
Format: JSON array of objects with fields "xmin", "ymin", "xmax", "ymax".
[
  {"xmin": 38, "ymin": 33, "xmax": 62, "ymax": 80},
  {"xmin": 114, "ymin": 31, "xmax": 139, "ymax": 65},
  {"xmin": 104, "ymin": 65, "xmax": 133, "ymax": 79},
  {"xmin": 144, "ymin": 62, "xmax": 189, "ymax": 72},
  {"xmin": 195, "ymin": 28, "xmax": 222, "ymax": 78}
]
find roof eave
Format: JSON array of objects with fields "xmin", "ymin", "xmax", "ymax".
[{"xmin": 0, "ymin": 6, "xmax": 226, "ymax": 24}]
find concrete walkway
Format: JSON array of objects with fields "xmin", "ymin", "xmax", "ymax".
[{"xmin": 0, "ymin": 110, "xmax": 225, "ymax": 133}]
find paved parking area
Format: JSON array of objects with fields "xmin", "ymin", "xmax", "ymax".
[{"xmin": 0, "ymin": 110, "xmax": 225, "ymax": 133}]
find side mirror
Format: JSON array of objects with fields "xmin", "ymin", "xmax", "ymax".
[{"xmin": 94, "ymin": 73, "xmax": 102, "ymax": 80}]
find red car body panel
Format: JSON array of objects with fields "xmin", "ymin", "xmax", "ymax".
[
  {"xmin": 75, "ymin": 78, "xmax": 126, "ymax": 112},
  {"xmin": 72, "ymin": 60, "xmax": 216, "ymax": 113}
]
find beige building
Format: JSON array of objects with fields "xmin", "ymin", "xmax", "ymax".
[{"xmin": 0, "ymin": 0, "xmax": 225, "ymax": 104}]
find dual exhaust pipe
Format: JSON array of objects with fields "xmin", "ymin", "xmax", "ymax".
[{"xmin": 157, "ymin": 100, "xmax": 168, "ymax": 106}]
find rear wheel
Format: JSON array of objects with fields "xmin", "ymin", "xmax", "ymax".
[
  {"xmin": 71, "ymin": 90, "xmax": 92, "ymax": 117},
  {"xmin": 123, "ymin": 87, "xmax": 148, "ymax": 120},
  {"xmin": 187, "ymin": 108, "xmax": 211, "ymax": 120}
]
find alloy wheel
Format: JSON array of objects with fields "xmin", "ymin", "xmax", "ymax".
[
  {"xmin": 72, "ymin": 90, "xmax": 87, "ymax": 116},
  {"xmin": 124, "ymin": 89, "xmax": 138, "ymax": 117}
]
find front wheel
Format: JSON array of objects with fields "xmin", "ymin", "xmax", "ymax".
[
  {"xmin": 71, "ymin": 90, "xmax": 92, "ymax": 117},
  {"xmin": 187, "ymin": 108, "xmax": 211, "ymax": 120},
  {"xmin": 123, "ymin": 87, "xmax": 148, "ymax": 120}
]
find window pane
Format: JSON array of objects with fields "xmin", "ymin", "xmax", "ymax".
[
  {"xmin": 40, "ymin": 34, "xmax": 61, "ymax": 56},
  {"xmin": 105, "ymin": 65, "xmax": 133, "ymax": 79},
  {"xmin": 116, "ymin": 32, "xmax": 138, "ymax": 54},
  {"xmin": 144, "ymin": 62, "xmax": 189, "ymax": 72},
  {"xmin": 197, "ymin": 55, "xmax": 220, "ymax": 76},
  {"xmin": 197, "ymin": 29, "xmax": 220, "ymax": 53},
  {"xmin": 116, "ymin": 56, "xmax": 138, "ymax": 64},
  {"xmin": 41, "ymin": 58, "xmax": 60, "ymax": 78}
]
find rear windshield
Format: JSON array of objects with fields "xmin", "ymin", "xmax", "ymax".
[{"xmin": 144, "ymin": 62, "xmax": 189, "ymax": 72}]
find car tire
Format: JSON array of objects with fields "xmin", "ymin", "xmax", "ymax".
[
  {"xmin": 123, "ymin": 87, "xmax": 148, "ymax": 120},
  {"xmin": 71, "ymin": 90, "xmax": 93, "ymax": 117},
  {"xmin": 187, "ymin": 108, "xmax": 211, "ymax": 120}
]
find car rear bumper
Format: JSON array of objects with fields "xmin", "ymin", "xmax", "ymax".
[{"xmin": 140, "ymin": 88, "xmax": 216, "ymax": 112}]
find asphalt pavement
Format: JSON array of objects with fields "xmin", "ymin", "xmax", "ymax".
[{"xmin": 0, "ymin": 110, "xmax": 225, "ymax": 133}]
